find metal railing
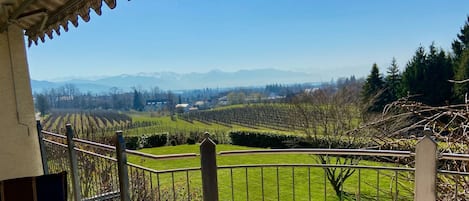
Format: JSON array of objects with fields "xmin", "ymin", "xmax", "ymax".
[{"xmin": 37, "ymin": 121, "xmax": 469, "ymax": 201}]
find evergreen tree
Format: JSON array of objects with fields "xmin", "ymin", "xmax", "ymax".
[
  {"xmin": 361, "ymin": 63, "xmax": 385, "ymax": 112},
  {"xmin": 424, "ymin": 44, "xmax": 453, "ymax": 105},
  {"xmin": 454, "ymin": 50, "xmax": 469, "ymax": 102},
  {"xmin": 452, "ymin": 17, "xmax": 469, "ymax": 102},
  {"xmin": 452, "ymin": 16, "xmax": 469, "ymax": 59},
  {"xmin": 384, "ymin": 57, "xmax": 401, "ymax": 103},
  {"xmin": 35, "ymin": 94, "xmax": 50, "ymax": 116},
  {"xmin": 133, "ymin": 89, "xmax": 145, "ymax": 111},
  {"xmin": 400, "ymin": 46, "xmax": 426, "ymax": 98},
  {"xmin": 401, "ymin": 44, "xmax": 453, "ymax": 105}
]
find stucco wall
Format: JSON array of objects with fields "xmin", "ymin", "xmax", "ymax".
[{"xmin": 0, "ymin": 24, "xmax": 43, "ymax": 180}]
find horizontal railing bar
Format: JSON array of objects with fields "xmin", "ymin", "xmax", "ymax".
[
  {"xmin": 155, "ymin": 167, "xmax": 201, "ymax": 174},
  {"xmin": 73, "ymin": 138, "xmax": 115, "ymax": 151},
  {"xmin": 127, "ymin": 162, "xmax": 201, "ymax": 174},
  {"xmin": 44, "ymin": 136, "xmax": 197, "ymax": 160},
  {"xmin": 43, "ymin": 138, "xmax": 68, "ymax": 148},
  {"xmin": 82, "ymin": 191, "xmax": 120, "ymax": 201},
  {"xmin": 126, "ymin": 149, "xmax": 198, "ymax": 160},
  {"xmin": 44, "ymin": 139, "xmax": 117, "ymax": 162},
  {"xmin": 76, "ymin": 148, "xmax": 117, "ymax": 162},
  {"xmin": 218, "ymin": 164, "xmax": 415, "ymax": 172},
  {"xmin": 219, "ymin": 149, "xmax": 414, "ymax": 157},
  {"xmin": 127, "ymin": 162, "xmax": 160, "ymax": 173},
  {"xmin": 438, "ymin": 170, "xmax": 469, "ymax": 176},
  {"xmin": 440, "ymin": 153, "xmax": 469, "ymax": 161},
  {"xmin": 42, "ymin": 130, "xmax": 66, "ymax": 138}
]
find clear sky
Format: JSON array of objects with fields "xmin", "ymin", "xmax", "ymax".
[{"xmin": 27, "ymin": 0, "xmax": 469, "ymax": 82}]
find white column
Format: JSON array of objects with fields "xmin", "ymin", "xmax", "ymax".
[{"xmin": 0, "ymin": 24, "xmax": 43, "ymax": 180}]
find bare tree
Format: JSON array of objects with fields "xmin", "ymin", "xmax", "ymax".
[
  {"xmin": 356, "ymin": 94, "xmax": 469, "ymax": 200},
  {"xmin": 291, "ymin": 84, "xmax": 370, "ymax": 198}
]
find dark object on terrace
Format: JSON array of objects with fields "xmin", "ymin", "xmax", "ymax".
[{"xmin": 0, "ymin": 171, "xmax": 67, "ymax": 201}]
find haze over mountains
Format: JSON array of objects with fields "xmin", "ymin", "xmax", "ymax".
[{"xmin": 31, "ymin": 69, "xmax": 320, "ymax": 93}]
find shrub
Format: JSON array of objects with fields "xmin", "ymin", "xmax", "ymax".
[
  {"xmin": 168, "ymin": 133, "xmax": 186, "ymax": 146},
  {"xmin": 145, "ymin": 134, "xmax": 168, "ymax": 148},
  {"xmin": 124, "ymin": 136, "xmax": 140, "ymax": 150},
  {"xmin": 187, "ymin": 138, "xmax": 196, "ymax": 144}
]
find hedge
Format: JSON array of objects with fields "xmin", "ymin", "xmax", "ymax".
[
  {"xmin": 124, "ymin": 133, "xmax": 168, "ymax": 150},
  {"xmin": 229, "ymin": 131, "xmax": 369, "ymax": 149},
  {"xmin": 145, "ymin": 134, "xmax": 167, "ymax": 148}
]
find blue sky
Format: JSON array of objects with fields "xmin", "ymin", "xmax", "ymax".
[{"xmin": 27, "ymin": 0, "xmax": 469, "ymax": 82}]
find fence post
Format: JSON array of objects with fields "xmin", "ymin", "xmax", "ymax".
[
  {"xmin": 65, "ymin": 124, "xmax": 82, "ymax": 201},
  {"xmin": 200, "ymin": 133, "xmax": 219, "ymax": 201},
  {"xmin": 36, "ymin": 120, "xmax": 49, "ymax": 174},
  {"xmin": 115, "ymin": 131, "xmax": 130, "ymax": 201},
  {"xmin": 414, "ymin": 129, "xmax": 437, "ymax": 201}
]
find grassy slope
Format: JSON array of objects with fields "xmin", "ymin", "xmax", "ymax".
[{"xmin": 128, "ymin": 145, "xmax": 413, "ymax": 201}]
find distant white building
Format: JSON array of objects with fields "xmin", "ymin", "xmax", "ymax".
[
  {"xmin": 175, "ymin": 103, "xmax": 190, "ymax": 113},
  {"xmin": 304, "ymin": 88, "xmax": 319, "ymax": 94},
  {"xmin": 218, "ymin": 96, "xmax": 228, "ymax": 105}
]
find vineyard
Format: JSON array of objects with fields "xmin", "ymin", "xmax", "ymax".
[
  {"xmin": 41, "ymin": 109, "xmax": 278, "ymax": 144},
  {"xmin": 179, "ymin": 103, "xmax": 360, "ymax": 133},
  {"xmin": 179, "ymin": 104, "xmax": 300, "ymax": 131},
  {"xmin": 42, "ymin": 110, "xmax": 136, "ymax": 139},
  {"xmin": 40, "ymin": 103, "xmax": 358, "ymax": 144}
]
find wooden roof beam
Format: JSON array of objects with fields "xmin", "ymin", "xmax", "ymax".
[{"xmin": 0, "ymin": 0, "xmax": 37, "ymax": 32}]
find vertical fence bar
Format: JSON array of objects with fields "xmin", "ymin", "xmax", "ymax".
[
  {"xmin": 245, "ymin": 168, "xmax": 249, "ymax": 201},
  {"xmin": 340, "ymin": 167, "xmax": 343, "ymax": 201},
  {"xmin": 455, "ymin": 175, "xmax": 458, "ymax": 200},
  {"xmin": 172, "ymin": 172, "xmax": 176, "ymax": 201},
  {"xmin": 200, "ymin": 135, "xmax": 219, "ymax": 201},
  {"xmin": 36, "ymin": 120, "xmax": 49, "ymax": 174},
  {"xmin": 414, "ymin": 134, "xmax": 437, "ymax": 201},
  {"xmin": 276, "ymin": 167, "xmax": 280, "ymax": 201},
  {"xmin": 65, "ymin": 124, "xmax": 82, "ymax": 201},
  {"xmin": 261, "ymin": 167, "xmax": 265, "ymax": 201},
  {"xmin": 186, "ymin": 171, "xmax": 190, "ymax": 201},
  {"xmin": 230, "ymin": 168, "xmax": 234, "ymax": 201},
  {"xmin": 115, "ymin": 130, "xmax": 130, "ymax": 201},
  {"xmin": 157, "ymin": 173, "xmax": 161, "ymax": 201},
  {"xmin": 150, "ymin": 173, "xmax": 154, "ymax": 201},
  {"xmin": 308, "ymin": 167, "xmax": 311, "ymax": 201},
  {"xmin": 394, "ymin": 171, "xmax": 398, "ymax": 200},
  {"xmin": 292, "ymin": 167, "xmax": 295, "ymax": 201},
  {"xmin": 357, "ymin": 169, "xmax": 361, "ymax": 201},
  {"xmin": 324, "ymin": 169, "xmax": 327, "ymax": 201},
  {"xmin": 376, "ymin": 170, "xmax": 380, "ymax": 201}
]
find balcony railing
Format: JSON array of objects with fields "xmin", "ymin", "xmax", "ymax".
[{"xmin": 36, "ymin": 121, "xmax": 469, "ymax": 201}]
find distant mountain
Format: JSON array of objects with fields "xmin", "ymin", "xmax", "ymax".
[{"xmin": 31, "ymin": 69, "xmax": 318, "ymax": 93}]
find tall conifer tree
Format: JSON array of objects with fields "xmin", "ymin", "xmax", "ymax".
[{"xmin": 362, "ymin": 63, "xmax": 385, "ymax": 112}]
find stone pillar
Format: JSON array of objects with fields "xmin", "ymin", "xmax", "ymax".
[{"xmin": 0, "ymin": 24, "xmax": 43, "ymax": 180}]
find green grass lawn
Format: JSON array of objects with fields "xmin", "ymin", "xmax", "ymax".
[{"xmin": 128, "ymin": 144, "xmax": 414, "ymax": 201}]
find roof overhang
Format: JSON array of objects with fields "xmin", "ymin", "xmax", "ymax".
[{"xmin": 0, "ymin": 0, "xmax": 119, "ymax": 46}]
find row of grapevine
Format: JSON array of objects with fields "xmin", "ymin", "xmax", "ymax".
[
  {"xmin": 179, "ymin": 104, "xmax": 306, "ymax": 131},
  {"xmin": 42, "ymin": 110, "xmax": 133, "ymax": 137},
  {"xmin": 179, "ymin": 103, "xmax": 358, "ymax": 133}
]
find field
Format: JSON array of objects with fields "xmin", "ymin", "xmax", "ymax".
[
  {"xmin": 128, "ymin": 144, "xmax": 413, "ymax": 201},
  {"xmin": 41, "ymin": 110, "xmax": 131, "ymax": 135},
  {"xmin": 41, "ymin": 105, "xmax": 311, "ymax": 142}
]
